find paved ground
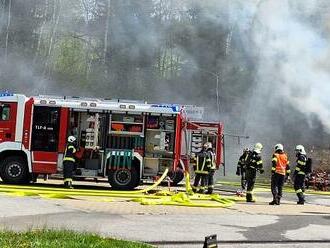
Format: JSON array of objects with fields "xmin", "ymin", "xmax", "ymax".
[{"xmin": 0, "ymin": 180, "xmax": 329, "ymax": 247}]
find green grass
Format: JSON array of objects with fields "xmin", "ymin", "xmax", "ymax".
[{"xmin": 0, "ymin": 229, "xmax": 152, "ymax": 248}]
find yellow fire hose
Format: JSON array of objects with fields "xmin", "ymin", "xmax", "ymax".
[
  {"xmin": 0, "ymin": 169, "xmax": 236, "ymax": 208},
  {"xmin": 0, "ymin": 168, "xmax": 170, "ymax": 195}
]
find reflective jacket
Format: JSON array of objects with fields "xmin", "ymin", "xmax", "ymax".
[
  {"xmin": 63, "ymin": 142, "xmax": 77, "ymax": 162},
  {"xmin": 295, "ymin": 154, "xmax": 307, "ymax": 176},
  {"xmin": 208, "ymin": 149, "xmax": 216, "ymax": 170},
  {"xmin": 194, "ymin": 150, "xmax": 212, "ymax": 174},
  {"xmin": 272, "ymin": 152, "xmax": 290, "ymax": 176},
  {"xmin": 246, "ymin": 151, "xmax": 263, "ymax": 172},
  {"xmin": 237, "ymin": 151, "xmax": 250, "ymax": 173}
]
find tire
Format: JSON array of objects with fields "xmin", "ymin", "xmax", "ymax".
[
  {"xmin": 108, "ymin": 166, "xmax": 139, "ymax": 190},
  {"xmin": 168, "ymin": 169, "xmax": 184, "ymax": 186},
  {"xmin": 0, "ymin": 156, "xmax": 29, "ymax": 184}
]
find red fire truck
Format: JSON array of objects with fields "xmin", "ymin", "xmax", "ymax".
[{"xmin": 0, "ymin": 92, "xmax": 223, "ymax": 189}]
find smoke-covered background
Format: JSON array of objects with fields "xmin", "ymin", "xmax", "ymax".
[{"xmin": 1, "ymin": 0, "xmax": 330, "ymax": 178}]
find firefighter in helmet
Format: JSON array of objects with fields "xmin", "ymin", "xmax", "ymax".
[
  {"xmin": 205, "ymin": 142, "xmax": 216, "ymax": 194},
  {"xmin": 245, "ymin": 142, "xmax": 264, "ymax": 202},
  {"xmin": 63, "ymin": 135, "xmax": 77, "ymax": 189},
  {"xmin": 192, "ymin": 142, "xmax": 212, "ymax": 193},
  {"xmin": 269, "ymin": 144, "xmax": 290, "ymax": 205},
  {"xmin": 294, "ymin": 145, "xmax": 307, "ymax": 204},
  {"xmin": 236, "ymin": 148, "xmax": 250, "ymax": 191}
]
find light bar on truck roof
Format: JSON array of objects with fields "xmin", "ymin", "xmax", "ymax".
[
  {"xmin": 150, "ymin": 104, "xmax": 180, "ymax": 113},
  {"xmin": 38, "ymin": 95, "xmax": 64, "ymax": 99},
  {"xmin": 0, "ymin": 91, "xmax": 13, "ymax": 97},
  {"xmin": 33, "ymin": 96, "xmax": 181, "ymax": 114}
]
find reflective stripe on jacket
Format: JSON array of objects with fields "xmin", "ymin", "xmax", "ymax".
[
  {"xmin": 209, "ymin": 150, "xmax": 216, "ymax": 170},
  {"xmin": 295, "ymin": 154, "xmax": 307, "ymax": 175},
  {"xmin": 195, "ymin": 151, "xmax": 211, "ymax": 174},
  {"xmin": 63, "ymin": 144, "xmax": 77, "ymax": 162},
  {"xmin": 237, "ymin": 152, "xmax": 249, "ymax": 172},
  {"xmin": 272, "ymin": 152, "xmax": 290, "ymax": 176},
  {"xmin": 246, "ymin": 151, "xmax": 263, "ymax": 171}
]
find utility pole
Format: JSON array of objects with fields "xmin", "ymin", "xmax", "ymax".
[
  {"xmin": 183, "ymin": 65, "xmax": 221, "ymax": 116},
  {"xmin": 194, "ymin": 68, "xmax": 220, "ymax": 116},
  {"xmin": 5, "ymin": 0, "xmax": 12, "ymax": 63}
]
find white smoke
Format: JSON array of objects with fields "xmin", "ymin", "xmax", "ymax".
[{"xmin": 251, "ymin": 0, "xmax": 330, "ymax": 133}]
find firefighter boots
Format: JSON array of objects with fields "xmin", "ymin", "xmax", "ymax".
[
  {"xmin": 269, "ymin": 196, "xmax": 281, "ymax": 205},
  {"xmin": 297, "ymin": 193, "xmax": 305, "ymax": 204},
  {"xmin": 277, "ymin": 197, "xmax": 281, "ymax": 205},
  {"xmin": 198, "ymin": 189, "xmax": 205, "ymax": 194},
  {"xmin": 64, "ymin": 181, "xmax": 74, "ymax": 189},
  {"xmin": 246, "ymin": 193, "xmax": 255, "ymax": 202},
  {"xmin": 206, "ymin": 187, "xmax": 214, "ymax": 194}
]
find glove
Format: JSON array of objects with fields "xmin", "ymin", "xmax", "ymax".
[
  {"xmin": 259, "ymin": 169, "xmax": 264, "ymax": 174},
  {"xmin": 236, "ymin": 169, "xmax": 240, "ymax": 176}
]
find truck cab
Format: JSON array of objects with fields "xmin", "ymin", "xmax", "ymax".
[{"xmin": 0, "ymin": 93, "xmax": 31, "ymax": 184}]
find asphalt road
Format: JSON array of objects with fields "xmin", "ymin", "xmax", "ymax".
[{"xmin": 0, "ymin": 181, "xmax": 329, "ymax": 248}]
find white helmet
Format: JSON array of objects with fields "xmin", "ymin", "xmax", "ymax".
[
  {"xmin": 295, "ymin": 145, "xmax": 306, "ymax": 155},
  {"xmin": 274, "ymin": 144, "xmax": 283, "ymax": 151},
  {"xmin": 67, "ymin": 136, "xmax": 76, "ymax": 143},
  {"xmin": 203, "ymin": 142, "xmax": 212, "ymax": 150},
  {"xmin": 243, "ymin": 147, "xmax": 249, "ymax": 153},
  {"xmin": 254, "ymin": 142, "xmax": 263, "ymax": 154}
]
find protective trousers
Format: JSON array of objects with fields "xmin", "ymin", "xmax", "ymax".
[
  {"xmin": 207, "ymin": 170, "xmax": 215, "ymax": 194},
  {"xmin": 63, "ymin": 161, "xmax": 75, "ymax": 187},
  {"xmin": 241, "ymin": 170, "xmax": 246, "ymax": 190},
  {"xmin": 245, "ymin": 169, "xmax": 256, "ymax": 202},
  {"xmin": 193, "ymin": 173, "xmax": 208, "ymax": 193},
  {"xmin": 294, "ymin": 174, "xmax": 305, "ymax": 204},
  {"xmin": 271, "ymin": 173, "xmax": 285, "ymax": 204}
]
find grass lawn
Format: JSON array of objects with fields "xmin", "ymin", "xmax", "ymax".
[{"xmin": 0, "ymin": 229, "xmax": 152, "ymax": 248}]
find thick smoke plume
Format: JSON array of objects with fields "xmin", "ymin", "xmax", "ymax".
[
  {"xmin": 198, "ymin": 0, "xmax": 330, "ymax": 174},
  {"xmin": 249, "ymin": 0, "xmax": 330, "ymax": 135}
]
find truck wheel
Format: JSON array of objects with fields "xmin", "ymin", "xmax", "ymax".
[
  {"xmin": 168, "ymin": 169, "xmax": 184, "ymax": 186},
  {"xmin": 108, "ymin": 166, "xmax": 138, "ymax": 190},
  {"xmin": 0, "ymin": 156, "xmax": 29, "ymax": 184}
]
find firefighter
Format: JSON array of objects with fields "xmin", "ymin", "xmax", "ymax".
[
  {"xmin": 63, "ymin": 135, "xmax": 77, "ymax": 189},
  {"xmin": 269, "ymin": 144, "xmax": 290, "ymax": 205},
  {"xmin": 294, "ymin": 145, "xmax": 307, "ymax": 204},
  {"xmin": 245, "ymin": 142, "xmax": 264, "ymax": 202},
  {"xmin": 236, "ymin": 148, "xmax": 250, "ymax": 191},
  {"xmin": 192, "ymin": 143, "xmax": 212, "ymax": 193},
  {"xmin": 205, "ymin": 142, "xmax": 216, "ymax": 194}
]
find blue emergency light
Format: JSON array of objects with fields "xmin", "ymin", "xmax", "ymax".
[
  {"xmin": 0, "ymin": 91, "xmax": 13, "ymax": 97},
  {"xmin": 151, "ymin": 104, "xmax": 179, "ymax": 112}
]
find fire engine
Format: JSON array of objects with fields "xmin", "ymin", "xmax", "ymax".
[{"xmin": 0, "ymin": 92, "xmax": 223, "ymax": 190}]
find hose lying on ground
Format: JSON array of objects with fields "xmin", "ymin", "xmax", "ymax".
[
  {"xmin": 0, "ymin": 168, "xmax": 170, "ymax": 195},
  {"xmin": 0, "ymin": 169, "xmax": 236, "ymax": 208}
]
